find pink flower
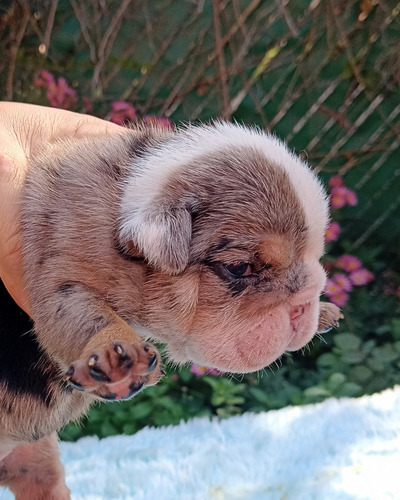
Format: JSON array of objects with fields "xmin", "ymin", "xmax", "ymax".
[
  {"xmin": 109, "ymin": 101, "xmax": 136, "ymax": 125},
  {"xmin": 330, "ymin": 186, "xmax": 349, "ymax": 209},
  {"xmin": 335, "ymin": 255, "xmax": 362, "ymax": 272},
  {"xmin": 328, "ymin": 176, "xmax": 344, "ymax": 188},
  {"xmin": 344, "ymin": 188, "xmax": 357, "ymax": 206},
  {"xmin": 325, "ymin": 221, "xmax": 341, "ymax": 242},
  {"xmin": 324, "ymin": 278, "xmax": 342, "ymax": 297},
  {"xmin": 83, "ymin": 96, "xmax": 93, "ymax": 114},
  {"xmin": 330, "ymin": 185, "xmax": 358, "ymax": 209},
  {"xmin": 190, "ymin": 364, "xmax": 221, "ymax": 377},
  {"xmin": 143, "ymin": 115, "xmax": 173, "ymax": 128},
  {"xmin": 330, "ymin": 292, "xmax": 349, "ymax": 307},
  {"xmin": 34, "ymin": 71, "xmax": 77, "ymax": 110},
  {"xmin": 332, "ymin": 273, "xmax": 353, "ymax": 292},
  {"xmin": 349, "ymin": 268, "xmax": 374, "ymax": 286},
  {"xmin": 34, "ymin": 69, "xmax": 55, "ymax": 88},
  {"xmin": 46, "ymin": 77, "xmax": 77, "ymax": 110}
]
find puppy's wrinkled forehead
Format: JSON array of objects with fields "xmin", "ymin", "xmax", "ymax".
[
  {"xmin": 173, "ymin": 147, "xmax": 308, "ymax": 261},
  {"xmin": 191, "ymin": 148, "xmax": 306, "ymax": 230}
]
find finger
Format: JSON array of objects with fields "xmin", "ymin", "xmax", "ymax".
[{"xmin": 0, "ymin": 102, "xmax": 124, "ymax": 159}]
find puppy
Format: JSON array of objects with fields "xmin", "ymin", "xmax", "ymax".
[{"xmin": 0, "ymin": 121, "xmax": 341, "ymax": 499}]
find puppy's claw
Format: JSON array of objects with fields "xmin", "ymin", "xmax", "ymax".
[
  {"xmin": 89, "ymin": 366, "xmax": 111, "ymax": 383},
  {"xmin": 129, "ymin": 380, "xmax": 145, "ymax": 396},
  {"xmin": 64, "ymin": 366, "xmax": 74, "ymax": 381},
  {"xmin": 143, "ymin": 344, "xmax": 156, "ymax": 356},
  {"xmin": 318, "ymin": 326, "xmax": 333, "ymax": 334},
  {"xmin": 64, "ymin": 367, "xmax": 86, "ymax": 391},
  {"xmin": 67, "ymin": 379, "xmax": 85, "ymax": 391},
  {"xmin": 147, "ymin": 353, "xmax": 158, "ymax": 373},
  {"xmin": 88, "ymin": 355, "xmax": 97, "ymax": 367},
  {"xmin": 114, "ymin": 344, "xmax": 124, "ymax": 356}
]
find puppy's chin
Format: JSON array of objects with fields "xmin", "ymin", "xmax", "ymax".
[{"xmin": 148, "ymin": 298, "xmax": 319, "ymax": 374}]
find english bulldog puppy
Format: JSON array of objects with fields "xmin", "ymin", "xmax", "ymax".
[{"xmin": 0, "ymin": 121, "xmax": 341, "ymax": 499}]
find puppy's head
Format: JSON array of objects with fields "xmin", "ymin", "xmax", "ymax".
[{"xmin": 119, "ymin": 122, "xmax": 329, "ymax": 373}]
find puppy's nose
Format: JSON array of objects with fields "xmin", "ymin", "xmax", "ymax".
[{"xmin": 290, "ymin": 305, "xmax": 305, "ymax": 321}]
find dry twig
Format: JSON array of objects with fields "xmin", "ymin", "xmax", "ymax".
[
  {"xmin": 91, "ymin": 0, "xmax": 133, "ymax": 96},
  {"xmin": 6, "ymin": 1, "xmax": 30, "ymax": 100},
  {"xmin": 41, "ymin": 0, "xmax": 58, "ymax": 57},
  {"xmin": 212, "ymin": 0, "xmax": 230, "ymax": 119}
]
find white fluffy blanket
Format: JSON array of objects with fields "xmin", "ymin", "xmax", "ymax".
[{"xmin": 1, "ymin": 387, "xmax": 400, "ymax": 499}]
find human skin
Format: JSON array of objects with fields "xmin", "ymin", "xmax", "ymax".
[{"xmin": 0, "ymin": 102, "xmax": 122, "ymax": 317}]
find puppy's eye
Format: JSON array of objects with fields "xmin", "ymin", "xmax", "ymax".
[{"xmin": 224, "ymin": 262, "xmax": 252, "ymax": 278}]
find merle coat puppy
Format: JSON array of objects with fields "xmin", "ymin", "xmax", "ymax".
[{"xmin": 0, "ymin": 122, "xmax": 341, "ymax": 499}]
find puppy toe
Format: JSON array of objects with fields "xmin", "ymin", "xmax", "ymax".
[
  {"xmin": 318, "ymin": 301, "xmax": 344, "ymax": 333},
  {"xmin": 64, "ymin": 360, "xmax": 97, "ymax": 390},
  {"xmin": 143, "ymin": 343, "xmax": 158, "ymax": 373}
]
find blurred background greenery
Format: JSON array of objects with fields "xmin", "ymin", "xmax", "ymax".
[{"xmin": 1, "ymin": 0, "xmax": 400, "ymax": 441}]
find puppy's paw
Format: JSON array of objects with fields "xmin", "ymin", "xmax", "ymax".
[
  {"xmin": 64, "ymin": 341, "xmax": 163, "ymax": 401},
  {"xmin": 317, "ymin": 301, "xmax": 344, "ymax": 333}
]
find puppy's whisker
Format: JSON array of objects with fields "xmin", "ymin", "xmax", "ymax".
[
  {"xmin": 315, "ymin": 333, "xmax": 328, "ymax": 344},
  {"xmin": 266, "ymin": 364, "xmax": 276, "ymax": 375}
]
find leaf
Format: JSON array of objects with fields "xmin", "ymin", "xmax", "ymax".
[
  {"xmin": 317, "ymin": 352, "xmax": 339, "ymax": 368},
  {"xmin": 371, "ymin": 344, "xmax": 399, "ymax": 363},
  {"xmin": 336, "ymin": 382, "xmax": 362, "ymax": 398},
  {"xmin": 112, "ymin": 409, "xmax": 131, "ymax": 425},
  {"xmin": 361, "ymin": 339, "xmax": 376, "ymax": 355},
  {"xmin": 100, "ymin": 421, "xmax": 119, "ymax": 438},
  {"xmin": 303, "ymin": 386, "xmax": 331, "ymax": 400},
  {"xmin": 340, "ymin": 351, "xmax": 364, "ymax": 364},
  {"xmin": 391, "ymin": 318, "xmax": 400, "ymax": 340},
  {"xmin": 59, "ymin": 424, "xmax": 82, "ymax": 442},
  {"xmin": 350, "ymin": 365, "xmax": 373, "ymax": 383},
  {"xmin": 326, "ymin": 373, "xmax": 346, "ymax": 391},
  {"xmin": 122, "ymin": 423, "xmax": 137, "ymax": 435},
  {"xmin": 130, "ymin": 401, "xmax": 154, "ymax": 420},
  {"xmin": 366, "ymin": 358, "xmax": 385, "ymax": 373},
  {"xmin": 248, "ymin": 387, "xmax": 271, "ymax": 405},
  {"xmin": 252, "ymin": 46, "xmax": 280, "ymax": 79},
  {"xmin": 157, "ymin": 396, "xmax": 177, "ymax": 410},
  {"xmin": 285, "ymin": 385, "xmax": 303, "ymax": 405},
  {"xmin": 334, "ymin": 333, "xmax": 361, "ymax": 351}
]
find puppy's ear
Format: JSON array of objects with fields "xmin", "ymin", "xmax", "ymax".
[{"xmin": 118, "ymin": 200, "xmax": 194, "ymax": 275}]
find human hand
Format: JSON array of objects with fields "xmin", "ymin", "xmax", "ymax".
[{"xmin": 0, "ymin": 102, "xmax": 122, "ymax": 317}]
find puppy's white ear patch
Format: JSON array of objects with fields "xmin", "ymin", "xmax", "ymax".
[{"xmin": 119, "ymin": 203, "xmax": 192, "ymax": 274}]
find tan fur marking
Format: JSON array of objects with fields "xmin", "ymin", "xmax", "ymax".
[{"xmin": 257, "ymin": 234, "xmax": 295, "ymax": 269}]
